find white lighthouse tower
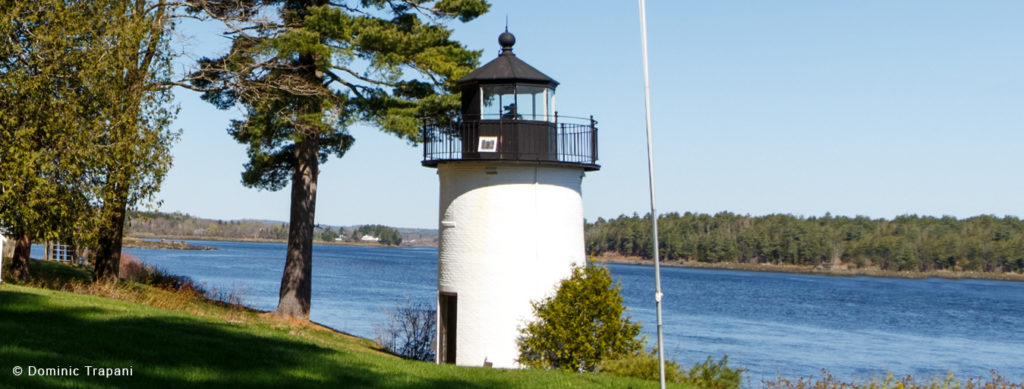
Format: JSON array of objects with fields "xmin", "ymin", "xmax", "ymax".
[{"xmin": 422, "ymin": 30, "xmax": 600, "ymax": 368}]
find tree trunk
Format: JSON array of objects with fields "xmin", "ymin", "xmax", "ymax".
[
  {"xmin": 274, "ymin": 135, "xmax": 320, "ymax": 320},
  {"xmin": 93, "ymin": 187, "xmax": 127, "ymax": 282},
  {"xmin": 9, "ymin": 232, "xmax": 32, "ymax": 283}
]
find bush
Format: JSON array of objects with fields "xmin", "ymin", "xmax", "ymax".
[
  {"xmin": 598, "ymin": 352, "xmax": 684, "ymax": 382},
  {"xmin": 119, "ymin": 252, "xmax": 204, "ymax": 295},
  {"xmin": 598, "ymin": 353, "xmax": 743, "ymax": 389},
  {"xmin": 517, "ymin": 263, "xmax": 645, "ymax": 372},
  {"xmin": 682, "ymin": 355, "xmax": 743, "ymax": 389},
  {"xmin": 375, "ymin": 299, "xmax": 436, "ymax": 361},
  {"xmin": 139, "ymin": 266, "xmax": 200, "ymax": 292},
  {"xmin": 119, "ymin": 252, "xmax": 148, "ymax": 281}
]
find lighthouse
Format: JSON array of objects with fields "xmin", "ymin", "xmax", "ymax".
[{"xmin": 422, "ymin": 30, "xmax": 600, "ymax": 368}]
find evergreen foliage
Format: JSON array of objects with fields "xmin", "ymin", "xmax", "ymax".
[
  {"xmin": 586, "ymin": 212, "xmax": 1024, "ymax": 274},
  {"xmin": 186, "ymin": 0, "xmax": 488, "ymax": 319},
  {"xmin": 517, "ymin": 263, "xmax": 645, "ymax": 373}
]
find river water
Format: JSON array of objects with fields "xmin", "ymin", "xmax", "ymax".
[{"xmin": 101, "ymin": 241, "xmax": 1023, "ymax": 384}]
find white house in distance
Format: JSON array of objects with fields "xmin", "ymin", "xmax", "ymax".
[{"xmin": 420, "ymin": 30, "xmax": 600, "ymax": 368}]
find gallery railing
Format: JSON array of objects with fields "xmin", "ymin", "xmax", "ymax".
[{"xmin": 422, "ymin": 114, "xmax": 599, "ymax": 170}]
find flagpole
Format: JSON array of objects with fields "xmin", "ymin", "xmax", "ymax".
[{"xmin": 637, "ymin": 1, "xmax": 666, "ymax": 388}]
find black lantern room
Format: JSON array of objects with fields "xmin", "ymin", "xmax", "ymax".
[
  {"xmin": 458, "ymin": 30, "xmax": 557, "ymax": 122},
  {"xmin": 422, "ymin": 30, "xmax": 599, "ymax": 171}
]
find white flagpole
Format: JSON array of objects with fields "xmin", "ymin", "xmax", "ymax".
[{"xmin": 637, "ymin": 1, "xmax": 667, "ymax": 388}]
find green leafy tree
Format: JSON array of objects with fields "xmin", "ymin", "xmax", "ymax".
[
  {"xmin": 517, "ymin": 263, "xmax": 645, "ymax": 372},
  {"xmin": 0, "ymin": 0, "xmax": 94, "ymax": 282},
  {"xmin": 187, "ymin": 0, "xmax": 488, "ymax": 319},
  {"xmin": 84, "ymin": 0, "xmax": 179, "ymax": 282},
  {"xmin": 0, "ymin": 0, "xmax": 175, "ymax": 282}
]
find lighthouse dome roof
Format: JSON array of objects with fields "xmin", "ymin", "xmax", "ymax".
[{"xmin": 457, "ymin": 31, "xmax": 558, "ymax": 87}]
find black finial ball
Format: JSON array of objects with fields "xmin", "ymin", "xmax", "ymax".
[{"xmin": 499, "ymin": 31, "xmax": 516, "ymax": 49}]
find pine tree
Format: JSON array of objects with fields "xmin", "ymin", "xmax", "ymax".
[{"xmin": 187, "ymin": 0, "xmax": 489, "ymax": 319}]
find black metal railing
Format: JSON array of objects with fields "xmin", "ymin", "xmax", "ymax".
[{"xmin": 422, "ymin": 114, "xmax": 599, "ymax": 170}]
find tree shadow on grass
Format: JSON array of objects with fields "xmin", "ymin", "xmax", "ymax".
[{"xmin": 0, "ymin": 290, "xmax": 502, "ymax": 388}]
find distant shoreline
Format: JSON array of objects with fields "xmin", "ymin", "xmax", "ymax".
[
  {"xmin": 122, "ymin": 237, "xmax": 216, "ymax": 251},
  {"xmin": 123, "ymin": 235, "xmax": 1024, "ymax": 282},
  {"xmin": 592, "ymin": 253, "xmax": 1024, "ymax": 282},
  {"xmin": 125, "ymin": 234, "xmax": 437, "ymax": 249}
]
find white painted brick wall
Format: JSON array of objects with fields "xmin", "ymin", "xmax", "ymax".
[{"xmin": 436, "ymin": 162, "xmax": 587, "ymax": 368}]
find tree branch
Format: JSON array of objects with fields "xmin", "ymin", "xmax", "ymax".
[
  {"xmin": 323, "ymin": 69, "xmax": 367, "ymax": 100},
  {"xmin": 327, "ymin": 64, "xmax": 397, "ymax": 88}
]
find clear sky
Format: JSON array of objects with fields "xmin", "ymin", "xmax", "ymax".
[{"xmin": 157, "ymin": 1, "xmax": 1024, "ymax": 229}]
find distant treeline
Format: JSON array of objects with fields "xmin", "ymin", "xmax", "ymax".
[
  {"xmin": 585, "ymin": 213, "xmax": 1024, "ymax": 273},
  {"xmin": 129, "ymin": 211, "xmax": 289, "ymax": 240},
  {"xmin": 127, "ymin": 212, "xmax": 413, "ymax": 246},
  {"xmin": 316, "ymin": 224, "xmax": 401, "ymax": 245}
]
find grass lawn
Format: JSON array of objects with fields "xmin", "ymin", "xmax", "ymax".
[{"xmin": 0, "ymin": 260, "xmax": 684, "ymax": 388}]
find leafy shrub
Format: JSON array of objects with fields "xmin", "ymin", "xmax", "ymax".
[
  {"xmin": 682, "ymin": 355, "xmax": 743, "ymax": 389},
  {"xmin": 375, "ymin": 299, "xmax": 436, "ymax": 361},
  {"xmin": 597, "ymin": 352, "xmax": 684, "ymax": 382},
  {"xmin": 139, "ymin": 265, "xmax": 201, "ymax": 293},
  {"xmin": 117, "ymin": 252, "xmax": 204, "ymax": 295},
  {"xmin": 598, "ymin": 352, "xmax": 743, "ymax": 389},
  {"xmin": 119, "ymin": 252, "xmax": 148, "ymax": 281},
  {"xmin": 517, "ymin": 263, "xmax": 645, "ymax": 372}
]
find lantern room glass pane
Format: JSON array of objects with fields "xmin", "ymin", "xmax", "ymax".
[
  {"xmin": 516, "ymin": 85, "xmax": 547, "ymax": 121},
  {"xmin": 482, "ymin": 84, "xmax": 515, "ymax": 120},
  {"xmin": 547, "ymin": 88, "xmax": 556, "ymax": 121}
]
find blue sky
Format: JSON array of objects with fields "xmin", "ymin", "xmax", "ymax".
[{"xmin": 157, "ymin": 1, "xmax": 1024, "ymax": 229}]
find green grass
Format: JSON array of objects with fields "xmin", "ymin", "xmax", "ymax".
[
  {"xmin": 0, "ymin": 261, "xmax": 683, "ymax": 388},
  {"xmin": 27, "ymin": 258, "xmax": 93, "ymax": 284}
]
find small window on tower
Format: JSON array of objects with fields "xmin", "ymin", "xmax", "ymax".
[{"xmin": 478, "ymin": 136, "xmax": 498, "ymax": 152}]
